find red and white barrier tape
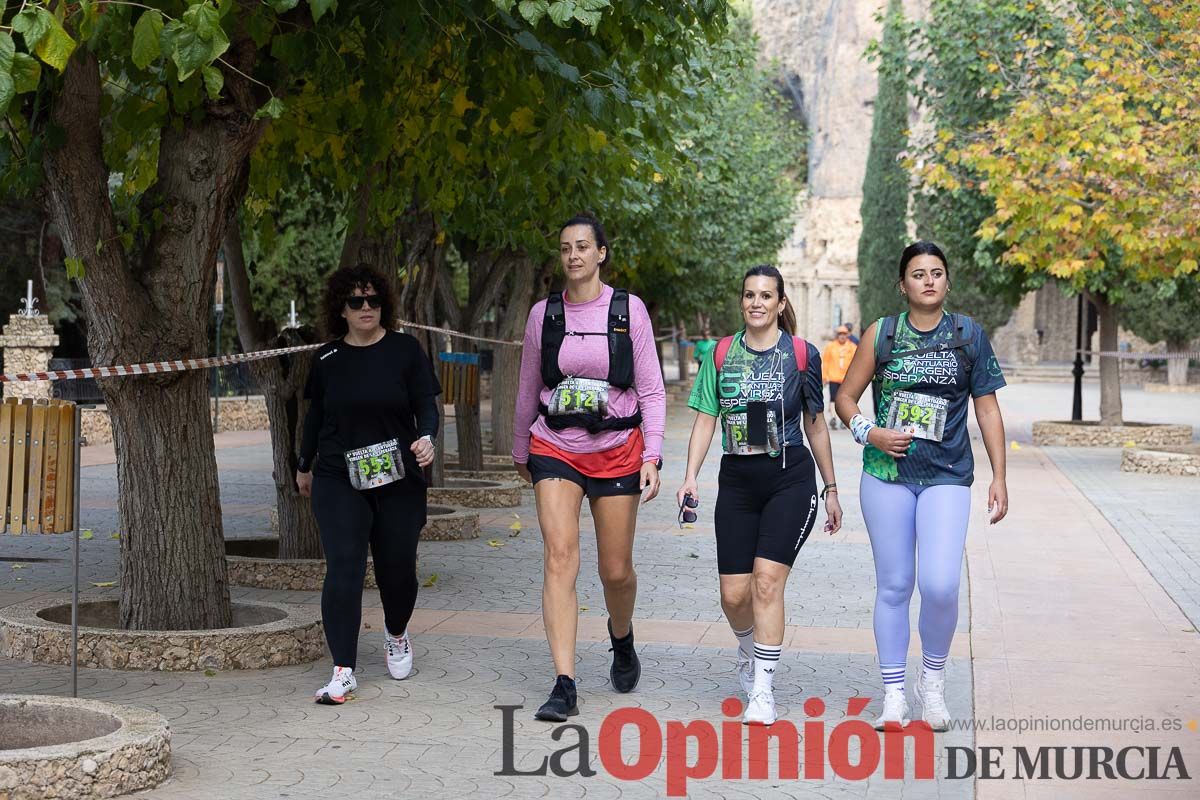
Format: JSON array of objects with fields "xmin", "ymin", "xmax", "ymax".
[
  {"xmin": 1080, "ymin": 350, "xmax": 1200, "ymax": 360},
  {"xmin": 0, "ymin": 342, "xmax": 323, "ymax": 384},
  {"xmin": 0, "ymin": 319, "xmax": 522, "ymax": 384}
]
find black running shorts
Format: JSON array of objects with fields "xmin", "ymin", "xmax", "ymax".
[
  {"xmin": 527, "ymin": 453, "xmax": 643, "ymax": 499},
  {"xmin": 713, "ymin": 447, "xmax": 820, "ymax": 574}
]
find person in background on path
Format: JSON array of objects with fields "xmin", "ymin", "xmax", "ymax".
[
  {"xmin": 693, "ymin": 325, "xmax": 717, "ymax": 370},
  {"xmin": 834, "ymin": 241, "xmax": 1009, "ymax": 731},
  {"xmin": 821, "ymin": 324, "xmax": 857, "ymax": 430},
  {"xmin": 844, "ymin": 321, "xmax": 860, "ymax": 345},
  {"xmin": 296, "ymin": 264, "xmax": 441, "ymax": 705},
  {"xmin": 512, "ymin": 212, "xmax": 667, "ymax": 722},
  {"xmin": 676, "ymin": 265, "xmax": 843, "ymax": 725}
]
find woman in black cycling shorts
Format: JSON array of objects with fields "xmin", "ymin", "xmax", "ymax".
[
  {"xmin": 296, "ymin": 264, "xmax": 441, "ymax": 705},
  {"xmin": 676, "ymin": 265, "xmax": 843, "ymax": 725}
]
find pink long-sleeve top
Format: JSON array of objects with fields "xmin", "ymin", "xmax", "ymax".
[{"xmin": 512, "ymin": 284, "xmax": 666, "ymax": 464}]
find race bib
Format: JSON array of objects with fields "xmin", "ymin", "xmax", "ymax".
[
  {"xmin": 722, "ymin": 408, "xmax": 781, "ymax": 455},
  {"xmin": 547, "ymin": 377, "xmax": 610, "ymax": 417},
  {"xmin": 886, "ymin": 390, "xmax": 949, "ymax": 442},
  {"xmin": 345, "ymin": 439, "xmax": 405, "ymax": 490}
]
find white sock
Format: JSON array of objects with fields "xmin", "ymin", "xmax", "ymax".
[
  {"xmin": 752, "ymin": 642, "xmax": 782, "ymax": 692},
  {"xmin": 732, "ymin": 625, "xmax": 755, "ymax": 658}
]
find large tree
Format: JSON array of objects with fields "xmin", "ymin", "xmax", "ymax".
[
  {"xmin": 940, "ymin": 0, "xmax": 1200, "ymax": 425},
  {"xmin": 856, "ymin": 0, "xmax": 910, "ymax": 327},
  {"xmin": 1, "ymin": 0, "xmax": 734, "ymax": 623},
  {"xmin": 903, "ymin": 0, "xmax": 1063, "ymax": 331}
]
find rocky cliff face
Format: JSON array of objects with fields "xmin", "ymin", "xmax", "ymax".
[{"xmin": 752, "ymin": 0, "xmax": 925, "ymax": 339}]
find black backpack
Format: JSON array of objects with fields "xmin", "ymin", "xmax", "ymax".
[{"xmin": 537, "ymin": 288, "xmax": 642, "ymax": 433}]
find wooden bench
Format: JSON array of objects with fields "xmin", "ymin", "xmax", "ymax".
[{"xmin": 0, "ymin": 398, "xmax": 78, "ymax": 534}]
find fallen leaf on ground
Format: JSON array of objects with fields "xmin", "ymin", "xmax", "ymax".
[
  {"xmin": 81, "ymin": 530, "xmax": 93, "ymax": 540},
  {"xmin": 687, "ymin": 553, "xmax": 699, "ymax": 559},
  {"xmin": 10, "ymin": 564, "xmax": 24, "ymax": 569},
  {"xmin": 91, "ymin": 581, "xmax": 116, "ymax": 588},
  {"xmin": 422, "ymin": 573, "xmax": 438, "ymax": 587},
  {"xmin": 486, "ymin": 539, "xmax": 505, "ymax": 548},
  {"xmin": 110, "ymin": 533, "xmax": 120, "ymax": 539},
  {"xmin": 203, "ymin": 669, "xmax": 217, "ymax": 677},
  {"xmin": 579, "ymin": 606, "xmax": 588, "ymax": 612}
]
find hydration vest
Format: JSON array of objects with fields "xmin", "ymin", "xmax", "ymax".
[{"xmin": 538, "ymin": 288, "xmax": 642, "ymax": 433}]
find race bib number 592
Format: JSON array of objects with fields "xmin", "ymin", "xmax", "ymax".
[{"xmin": 886, "ymin": 390, "xmax": 949, "ymax": 442}]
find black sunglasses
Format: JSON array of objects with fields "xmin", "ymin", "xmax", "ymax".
[
  {"xmin": 346, "ymin": 295, "xmax": 383, "ymax": 310},
  {"xmin": 678, "ymin": 492, "xmax": 699, "ymax": 528}
]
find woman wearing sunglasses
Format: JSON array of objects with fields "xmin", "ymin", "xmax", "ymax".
[
  {"xmin": 296, "ymin": 264, "xmax": 441, "ymax": 705},
  {"xmin": 676, "ymin": 265, "xmax": 842, "ymax": 725}
]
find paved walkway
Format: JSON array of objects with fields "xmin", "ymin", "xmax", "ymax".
[{"xmin": 1, "ymin": 381, "xmax": 1198, "ymax": 798}]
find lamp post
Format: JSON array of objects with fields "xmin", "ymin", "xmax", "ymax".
[
  {"xmin": 213, "ymin": 249, "xmax": 225, "ymax": 433},
  {"xmin": 1071, "ymin": 293, "xmax": 1085, "ymax": 422}
]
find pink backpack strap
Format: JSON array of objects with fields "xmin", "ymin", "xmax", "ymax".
[
  {"xmin": 713, "ymin": 335, "xmax": 736, "ymax": 372},
  {"xmin": 792, "ymin": 336, "xmax": 809, "ymax": 372}
]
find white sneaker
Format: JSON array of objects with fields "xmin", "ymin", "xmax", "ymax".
[
  {"xmin": 314, "ymin": 666, "xmax": 357, "ymax": 705},
  {"xmin": 917, "ymin": 671, "xmax": 951, "ymax": 731},
  {"xmin": 735, "ymin": 652, "xmax": 754, "ymax": 696},
  {"xmin": 743, "ymin": 688, "xmax": 777, "ymax": 725},
  {"xmin": 873, "ymin": 687, "xmax": 910, "ymax": 730},
  {"xmin": 385, "ymin": 629, "xmax": 413, "ymax": 680}
]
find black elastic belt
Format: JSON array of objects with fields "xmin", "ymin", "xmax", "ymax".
[{"xmin": 538, "ymin": 404, "xmax": 643, "ymax": 434}]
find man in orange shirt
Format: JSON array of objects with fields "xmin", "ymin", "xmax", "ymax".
[{"xmin": 821, "ymin": 325, "xmax": 857, "ymax": 429}]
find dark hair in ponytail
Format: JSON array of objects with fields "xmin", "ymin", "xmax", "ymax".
[
  {"xmin": 742, "ymin": 264, "xmax": 797, "ymax": 335},
  {"xmin": 559, "ymin": 212, "xmax": 611, "ymax": 267}
]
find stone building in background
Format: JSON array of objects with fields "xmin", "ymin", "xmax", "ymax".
[{"xmin": 750, "ymin": 0, "xmax": 1087, "ymax": 369}]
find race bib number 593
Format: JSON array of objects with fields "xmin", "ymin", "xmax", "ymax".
[{"xmin": 345, "ymin": 439, "xmax": 405, "ymax": 490}]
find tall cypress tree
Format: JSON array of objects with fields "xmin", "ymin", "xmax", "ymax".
[{"xmin": 857, "ymin": 0, "xmax": 910, "ymax": 328}]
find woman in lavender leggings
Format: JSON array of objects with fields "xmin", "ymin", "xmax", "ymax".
[{"xmin": 835, "ymin": 241, "xmax": 1010, "ymax": 731}]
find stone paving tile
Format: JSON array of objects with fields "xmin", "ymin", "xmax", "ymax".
[
  {"xmin": 1045, "ymin": 447, "xmax": 1200, "ymax": 630},
  {"xmin": 1, "ymin": 404, "xmax": 978, "ymax": 798},
  {"xmin": 0, "ymin": 634, "xmax": 971, "ymax": 799}
]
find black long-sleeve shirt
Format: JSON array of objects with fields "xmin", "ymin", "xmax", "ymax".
[{"xmin": 299, "ymin": 331, "xmax": 441, "ymax": 484}]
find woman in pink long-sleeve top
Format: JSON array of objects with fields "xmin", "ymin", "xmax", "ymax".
[{"xmin": 512, "ymin": 212, "xmax": 666, "ymax": 721}]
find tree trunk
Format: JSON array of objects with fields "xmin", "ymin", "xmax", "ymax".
[
  {"xmin": 252, "ymin": 339, "xmax": 322, "ymax": 559},
  {"xmin": 1167, "ymin": 339, "xmax": 1190, "ymax": 387},
  {"xmin": 397, "ymin": 205, "xmax": 445, "ymax": 485},
  {"xmin": 675, "ymin": 320, "xmax": 687, "ymax": 382},
  {"xmin": 1091, "ymin": 292, "xmax": 1124, "ymax": 426},
  {"xmin": 224, "ymin": 220, "xmax": 322, "ymax": 559},
  {"xmin": 491, "ymin": 257, "xmax": 536, "ymax": 456},
  {"xmin": 42, "ymin": 51, "xmax": 263, "ymax": 629}
]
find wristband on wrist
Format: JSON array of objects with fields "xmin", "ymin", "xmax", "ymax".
[
  {"xmin": 821, "ymin": 483, "xmax": 838, "ymax": 500},
  {"xmin": 849, "ymin": 414, "xmax": 875, "ymax": 446}
]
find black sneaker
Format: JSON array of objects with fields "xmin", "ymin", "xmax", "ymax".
[
  {"xmin": 608, "ymin": 619, "xmax": 641, "ymax": 693},
  {"xmin": 534, "ymin": 675, "xmax": 578, "ymax": 722}
]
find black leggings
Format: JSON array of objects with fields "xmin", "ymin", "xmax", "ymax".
[
  {"xmin": 713, "ymin": 447, "xmax": 819, "ymax": 574},
  {"xmin": 311, "ymin": 475, "xmax": 426, "ymax": 668}
]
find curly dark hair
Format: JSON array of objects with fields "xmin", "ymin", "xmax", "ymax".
[{"xmin": 320, "ymin": 263, "xmax": 399, "ymax": 339}]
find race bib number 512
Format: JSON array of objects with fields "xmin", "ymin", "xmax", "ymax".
[{"xmin": 548, "ymin": 377, "xmax": 610, "ymax": 417}]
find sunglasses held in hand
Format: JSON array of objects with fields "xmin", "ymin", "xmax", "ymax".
[
  {"xmin": 678, "ymin": 492, "xmax": 698, "ymax": 528},
  {"xmin": 346, "ymin": 295, "xmax": 383, "ymax": 310}
]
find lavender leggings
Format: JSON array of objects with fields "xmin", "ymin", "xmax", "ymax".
[{"xmin": 859, "ymin": 473, "xmax": 971, "ymax": 669}]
